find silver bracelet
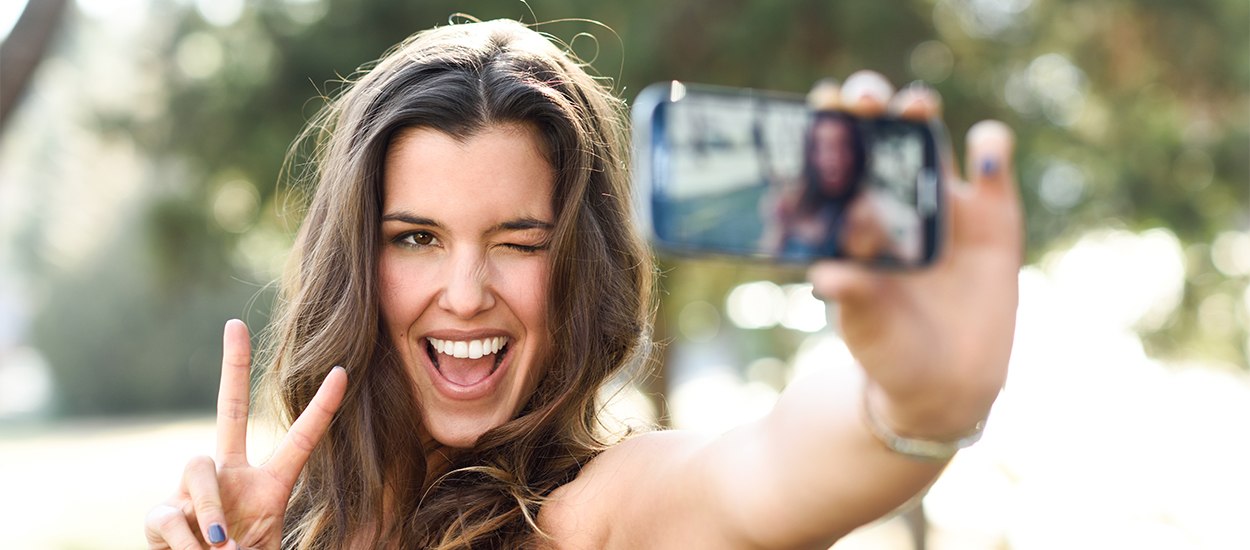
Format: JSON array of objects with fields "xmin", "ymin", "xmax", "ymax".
[{"xmin": 861, "ymin": 384, "xmax": 986, "ymax": 462}]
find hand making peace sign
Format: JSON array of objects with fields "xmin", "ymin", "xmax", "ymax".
[{"xmin": 144, "ymin": 320, "xmax": 347, "ymax": 550}]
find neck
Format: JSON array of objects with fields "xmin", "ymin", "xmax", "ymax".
[
  {"xmin": 417, "ymin": 428, "xmax": 463, "ymax": 488},
  {"xmin": 423, "ymin": 444, "xmax": 457, "ymax": 486}
]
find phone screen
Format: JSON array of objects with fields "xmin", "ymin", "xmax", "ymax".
[{"xmin": 632, "ymin": 81, "xmax": 944, "ymax": 267}]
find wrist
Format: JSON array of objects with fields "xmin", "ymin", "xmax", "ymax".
[{"xmin": 860, "ymin": 381, "xmax": 992, "ymax": 461}]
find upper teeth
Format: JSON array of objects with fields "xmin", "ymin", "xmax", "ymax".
[{"xmin": 427, "ymin": 337, "xmax": 507, "ymax": 360}]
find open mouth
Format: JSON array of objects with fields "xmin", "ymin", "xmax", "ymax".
[{"xmin": 425, "ymin": 336, "xmax": 509, "ymax": 387}]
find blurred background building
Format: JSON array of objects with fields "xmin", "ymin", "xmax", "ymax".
[{"xmin": 1, "ymin": 0, "xmax": 1247, "ymax": 548}]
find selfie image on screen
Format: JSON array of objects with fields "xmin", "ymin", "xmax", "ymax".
[{"xmin": 645, "ymin": 86, "xmax": 937, "ymax": 265}]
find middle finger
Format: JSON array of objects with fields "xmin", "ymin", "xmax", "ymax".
[{"xmin": 839, "ymin": 70, "xmax": 895, "ymax": 117}]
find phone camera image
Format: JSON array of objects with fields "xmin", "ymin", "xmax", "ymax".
[{"xmin": 632, "ymin": 82, "xmax": 943, "ymax": 268}]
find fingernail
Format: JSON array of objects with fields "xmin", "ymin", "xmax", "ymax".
[
  {"xmin": 808, "ymin": 78, "xmax": 841, "ymax": 109},
  {"xmin": 208, "ymin": 523, "xmax": 227, "ymax": 545},
  {"xmin": 841, "ymin": 72, "xmax": 894, "ymax": 103},
  {"xmin": 981, "ymin": 158, "xmax": 1000, "ymax": 177}
]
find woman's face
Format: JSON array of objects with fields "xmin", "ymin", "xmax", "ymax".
[
  {"xmin": 811, "ymin": 118, "xmax": 856, "ymax": 194},
  {"xmin": 379, "ymin": 123, "xmax": 554, "ymax": 449}
]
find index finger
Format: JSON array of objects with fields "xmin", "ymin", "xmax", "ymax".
[
  {"xmin": 264, "ymin": 366, "xmax": 347, "ymax": 488},
  {"xmin": 216, "ymin": 319, "xmax": 252, "ymax": 466}
]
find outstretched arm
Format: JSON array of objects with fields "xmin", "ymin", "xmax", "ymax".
[
  {"xmin": 601, "ymin": 71, "xmax": 1021, "ymax": 549},
  {"xmin": 726, "ymin": 71, "xmax": 1020, "ymax": 547}
]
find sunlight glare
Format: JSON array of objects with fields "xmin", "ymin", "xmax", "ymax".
[
  {"xmin": 76, "ymin": 0, "xmax": 149, "ymax": 30},
  {"xmin": 0, "ymin": 0, "xmax": 27, "ymax": 41},
  {"xmin": 1047, "ymin": 228, "xmax": 1184, "ymax": 331},
  {"xmin": 926, "ymin": 260, "xmax": 1250, "ymax": 550}
]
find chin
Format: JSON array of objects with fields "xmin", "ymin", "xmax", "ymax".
[{"xmin": 424, "ymin": 413, "xmax": 511, "ymax": 449}]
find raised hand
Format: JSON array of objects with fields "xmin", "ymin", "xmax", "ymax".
[
  {"xmin": 807, "ymin": 72, "xmax": 1023, "ymax": 437},
  {"xmin": 145, "ymin": 320, "xmax": 347, "ymax": 550}
]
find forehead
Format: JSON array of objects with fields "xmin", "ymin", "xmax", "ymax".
[{"xmin": 382, "ymin": 124, "xmax": 556, "ymax": 220}]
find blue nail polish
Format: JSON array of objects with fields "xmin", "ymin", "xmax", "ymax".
[
  {"xmin": 981, "ymin": 158, "xmax": 999, "ymax": 176},
  {"xmin": 208, "ymin": 523, "xmax": 227, "ymax": 545}
]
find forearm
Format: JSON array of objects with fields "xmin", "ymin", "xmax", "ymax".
[{"xmin": 703, "ymin": 363, "xmax": 951, "ymax": 549}]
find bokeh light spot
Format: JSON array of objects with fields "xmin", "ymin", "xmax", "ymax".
[
  {"xmin": 677, "ymin": 300, "xmax": 721, "ymax": 343},
  {"xmin": 910, "ymin": 40, "xmax": 955, "ymax": 84},
  {"xmin": 211, "ymin": 178, "xmax": 260, "ymax": 233},
  {"xmin": 1038, "ymin": 159, "xmax": 1086, "ymax": 212},
  {"xmin": 1198, "ymin": 293, "xmax": 1236, "ymax": 336},
  {"xmin": 175, "ymin": 32, "xmax": 224, "ymax": 80},
  {"xmin": 780, "ymin": 283, "xmax": 828, "ymax": 332},
  {"xmin": 1211, "ymin": 231, "xmax": 1250, "ymax": 277},
  {"xmin": 195, "ymin": 0, "xmax": 244, "ymax": 28},
  {"xmin": 726, "ymin": 280, "xmax": 786, "ymax": 329},
  {"xmin": 1173, "ymin": 148, "xmax": 1215, "ymax": 192}
]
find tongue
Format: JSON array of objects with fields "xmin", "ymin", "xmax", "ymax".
[{"xmin": 438, "ymin": 355, "xmax": 495, "ymax": 386}]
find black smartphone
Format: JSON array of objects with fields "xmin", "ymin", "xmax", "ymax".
[{"xmin": 631, "ymin": 81, "xmax": 945, "ymax": 268}]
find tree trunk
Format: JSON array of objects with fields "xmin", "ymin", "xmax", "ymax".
[{"xmin": 1, "ymin": 0, "xmax": 70, "ymax": 129}]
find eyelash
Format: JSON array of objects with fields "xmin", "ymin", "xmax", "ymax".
[{"xmin": 503, "ymin": 243, "xmax": 547, "ymax": 254}]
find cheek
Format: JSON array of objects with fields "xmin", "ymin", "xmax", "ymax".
[
  {"xmin": 378, "ymin": 253, "xmax": 431, "ymax": 336},
  {"xmin": 493, "ymin": 258, "xmax": 551, "ymax": 343},
  {"xmin": 507, "ymin": 261, "xmax": 552, "ymax": 392},
  {"xmin": 533, "ymin": 265, "xmax": 552, "ymax": 331}
]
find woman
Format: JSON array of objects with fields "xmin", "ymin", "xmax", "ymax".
[
  {"xmin": 775, "ymin": 112, "xmax": 867, "ymax": 257},
  {"xmin": 145, "ymin": 18, "xmax": 1022, "ymax": 549}
]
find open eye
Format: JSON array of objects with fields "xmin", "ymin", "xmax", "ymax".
[{"xmin": 395, "ymin": 230, "xmax": 440, "ymax": 248}]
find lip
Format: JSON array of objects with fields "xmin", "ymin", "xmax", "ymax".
[{"xmin": 419, "ymin": 329, "xmax": 513, "ymax": 401}]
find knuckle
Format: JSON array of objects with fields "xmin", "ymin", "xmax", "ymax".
[
  {"xmin": 288, "ymin": 429, "xmax": 317, "ymax": 454},
  {"xmin": 191, "ymin": 494, "xmax": 224, "ymax": 518},
  {"xmin": 144, "ymin": 505, "xmax": 171, "ymax": 530},
  {"xmin": 219, "ymin": 395, "xmax": 249, "ymax": 420},
  {"xmin": 146, "ymin": 504, "xmax": 185, "ymax": 532},
  {"xmin": 310, "ymin": 395, "xmax": 338, "ymax": 418},
  {"xmin": 185, "ymin": 454, "xmax": 217, "ymax": 474},
  {"xmin": 286, "ymin": 424, "xmax": 322, "ymax": 454},
  {"xmin": 223, "ymin": 352, "xmax": 250, "ymax": 368}
]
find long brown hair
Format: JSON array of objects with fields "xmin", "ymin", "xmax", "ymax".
[{"xmin": 261, "ymin": 19, "xmax": 654, "ymax": 549}]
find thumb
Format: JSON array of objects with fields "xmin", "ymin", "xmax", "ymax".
[
  {"xmin": 807, "ymin": 261, "xmax": 881, "ymax": 306},
  {"xmin": 964, "ymin": 120, "xmax": 1017, "ymax": 193},
  {"xmin": 956, "ymin": 120, "xmax": 1024, "ymax": 254}
]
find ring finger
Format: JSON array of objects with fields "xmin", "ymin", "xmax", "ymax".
[{"xmin": 181, "ymin": 455, "xmax": 230, "ymax": 546}]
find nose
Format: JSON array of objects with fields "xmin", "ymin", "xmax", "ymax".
[{"xmin": 436, "ymin": 249, "xmax": 496, "ymax": 319}]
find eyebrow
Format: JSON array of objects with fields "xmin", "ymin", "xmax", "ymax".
[
  {"xmin": 380, "ymin": 211, "xmax": 554, "ymax": 234},
  {"xmin": 491, "ymin": 218, "xmax": 554, "ymax": 233},
  {"xmin": 381, "ymin": 212, "xmax": 442, "ymax": 228}
]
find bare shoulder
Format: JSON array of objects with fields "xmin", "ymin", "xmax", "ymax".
[{"xmin": 538, "ymin": 430, "xmax": 716, "ymax": 549}]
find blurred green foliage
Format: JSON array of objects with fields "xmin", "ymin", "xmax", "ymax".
[{"xmin": 23, "ymin": 0, "xmax": 1249, "ymax": 415}]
